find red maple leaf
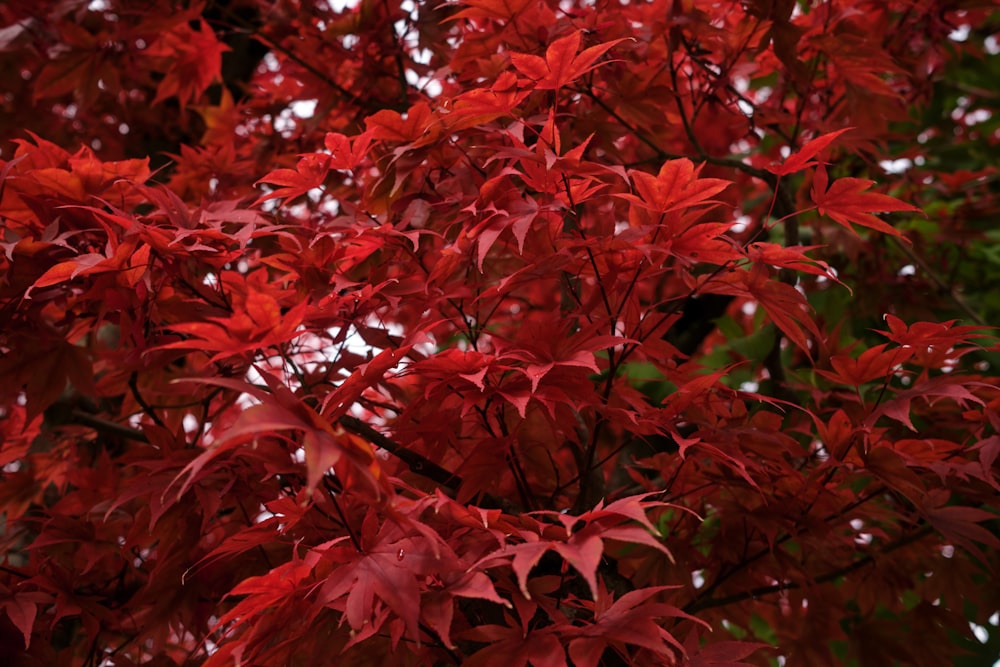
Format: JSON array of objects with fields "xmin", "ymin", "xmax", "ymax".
[
  {"xmin": 568, "ymin": 585, "xmax": 705, "ymax": 667},
  {"xmin": 149, "ymin": 19, "xmax": 228, "ymax": 108},
  {"xmin": 510, "ymin": 31, "xmax": 626, "ymax": 91},
  {"xmin": 767, "ymin": 128, "xmax": 852, "ymax": 176},
  {"xmin": 811, "ymin": 166, "xmax": 920, "ymax": 236},
  {"xmin": 255, "ymin": 154, "xmax": 332, "ymax": 204},
  {"xmin": 621, "ymin": 159, "xmax": 731, "ymax": 214}
]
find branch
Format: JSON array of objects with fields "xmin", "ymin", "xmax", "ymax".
[
  {"xmin": 890, "ymin": 237, "xmax": 987, "ymax": 326},
  {"xmin": 128, "ymin": 372, "xmax": 167, "ymax": 429},
  {"xmin": 68, "ymin": 409, "xmax": 150, "ymax": 444},
  {"xmin": 684, "ymin": 524, "xmax": 935, "ymax": 613},
  {"xmin": 0, "ymin": 565, "xmax": 29, "ymax": 579},
  {"xmin": 338, "ymin": 415, "xmax": 461, "ymax": 491},
  {"xmin": 59, "ymin": 408, "xmax": 462, "ymax": 493},
  {"xmin": 208, "ymin": 2, "xmax": 406, "ymax": 114}
]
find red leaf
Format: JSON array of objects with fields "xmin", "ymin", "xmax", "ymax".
[
  {"xmin": 450, "ymin": 0, "xmax": 534, "ymax": 21},
  {"xmin": 316, "ymin": 520, "xmax": 458, "ymax": 642},
  {"xmin": 708, "ymin": 264, "xmax": 820, "ymax": 354},
  {"xmin": 255, "ymin": 153, "xmax": 331, "ymax": 204},
  {"xmin": 687, "ymin": 636, "xmax": 770, "ymax": 667},
  {"xmin": 767, "ymin": 128, "xmax": 852, "ymax": 176},
  {"xmin": 170, "ymin": 374, "xmax": 384, "ymax": 498},
  {"xmin": 324, "ymin": 129, "xmax": 375, "ymax": 170},
  {"xmin": 463, "ymin": 627, "xmax": 567, "ymax": 667},
  {"xmin": 0, "ymin": 592, "xmax": 48, "ymax": 650},
  {"xmin": 366, "ymin": 102, "xmax": 438, "ymax": 145},
  {"xmin": 446, "ymin": 72, "xmax": 532, "ymax": 130},
  {"xmin": 816, "ymin": 344, "xmax": 909, "ymax": 387},
  {"xmin": 747, "ymin": 242, "xmax": 840, "ymax": 281},
  {"xmin": 924, "ymin": 504, "xmax": 1000, "ymax": 564},
  {"xmin": 811, "ymin": 166, "xmax": 920, "ymax": 236},
  {"xmin": 623, "ymin": 159, "xmax": 731, "ymax": 214},
  {"xmin": 510, "ymin": 31, "xmax": 626, "ymax": 90},
  {"xmin": 27, "ymin": 253, "xmax": 106, "ymax": 294},
  {"xmin": 320, "ymin": 344, "xmax": 414, "ymax": 420},
  {"xmin": 151, "ymin": 19, "xmax": 228, "ymax": 108},
  {"xmin": 867, "ymin": 374, "xmax": 986, "ymax": 431},
  {"xmin": 876, "ymin": 315, "xmax": 987, "ymax": 350},
  {"xmin": 568, "ymin": 585, "xmax": 702, "ymax": 665}
]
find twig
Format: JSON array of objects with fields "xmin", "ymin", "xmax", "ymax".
[
  {"xmin": 685, "ymin": 524, "xmax": 935, "ymax": 613},
  {"xmin": 128, "ymin": 373, "xmax": 167, "ymax": 429},
  {"xmin": 69, "ymin": 409, "xmax": 150, "ymax": 443},
  {"xmin": 338, "ymin": 415, "xmax": 461, "ymax": 491},
  {"xmin": 891, "ymin": 237, "xmax": 987, "ymax": 326}
]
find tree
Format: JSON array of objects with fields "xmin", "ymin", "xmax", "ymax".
[{"xmin": 1, "ymin": 0, "xmax": 998, "ymax": 664}]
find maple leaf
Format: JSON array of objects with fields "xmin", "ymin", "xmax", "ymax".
[
  {"xmin": 255, "ymin": 154, "xmax": 331, "ymax": 204},
  {"xmin": 150, "ymin": 19, "xmax": 229, "ymax": 108},
  {"xmin": 810, "ymin": 166, "xmax": 920, "ymax": 236},
  {"xmin": 324, "ymin": 129, "xmax": 376, "ymax": 171},
  {"xmin": 493, "ymin": 320, "xmax": 630, "ymax": 394},
  {"xmin": 866, "ymin": 374, "xmax": 987, "ymax": 431},
  {"xmin": 767, "ymin": 128, "xmax": 852, "ymax": 176},
  {"xmin": 29, "ymin": 22, "xmax": 122, "ymax": 104},
  {"xmin": 318, "ymin": 536, "xmax": 427, "ymax": 641},
  {"xmin": 192, "ymin": 87, "xmax": 239, "ymax": 146},
  {"xmin": 319, "ymin": 344, "xmax": 414, "ymax": 420},
  {"xmin": 462, "ymin": 625, "xmax": 567, "ymax": 667},
  {"xmin": 444, "ymin": 71, "xmax": 532, "ymax": 131},
  {"xmin": 450, "ymin": 0, "xmax": 534, "ymax": 21},
  {"xmin": 170, "ymin": 372, "xmax": 385, "ymax": 497},
  {"xmin": 4, "ymin": 1, "xmax": 1000, "ymax": 664},
  {"xmin": 621, "ymin": 159, "xmax": 731, "ymax": 214},
  {"xmin": 568, "ymin": 586, "xmax": 705, "ymax": 667},
  {"xmin": 707, "ymin": 263, "xmax": 821, "ymax": 354},
  {"xmin": 314, "ymin": 514, "xmax": 491, "ymax": 644},
  {"xmin": 475, "ymin": 498, "xmax": 673, "ymax": 601},
  {"xmin": 157, "ymin": 294, "xmax": 308, "ymax": 362},
  {"xmin": 747, "ymin": 242, "xmax": 841, "ymax": 281},
  {"xmin": 0, "ymin": 588, "xmax": 50, "ymax": 649},
  {"xmin": 684, "ymin": 631, "xmax": 770, "ymax": 667},
  {"xmin": 510, "ymin": 31, "xmax": 626, "ymax": 91},
  {"xmin": 923, "ymin": 503, "xmax": 1000, "ymax": 566},
  {"xmin": 212, "ymin": 557, "xmax": 316, "ymax": 637},
  {"xmin": 875, "ymin": 315, "xmax": 988, "ymax": 350},
  {"xmin": 366, "ymin": 102, "xmax": 440, "ymax": 147},
  {"xmin": 0, "ymin": 335, "xmax": 95, "ymax": 423},
  {"xmin": 467, "ymin": 193, "xmax": 541, "ymax": 270},
  {"xmin": 816, "ymin": 343, "xmax": 910, "ymax": 387}
]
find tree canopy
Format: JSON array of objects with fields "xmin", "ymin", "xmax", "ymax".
[{"xmin": 1, "ymin": 1, "xmax": 998, "ymax": 665}]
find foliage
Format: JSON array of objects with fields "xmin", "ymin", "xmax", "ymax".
[{"xmin": 1, "ymin": 1, "xmax": 998, "ymax": 665}]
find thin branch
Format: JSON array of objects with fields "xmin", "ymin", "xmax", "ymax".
[
  {"xmin": 338, "ymin": 415, "xmax": 461, "ymax": 491},
  {"xmin": 69, "ymin": 409, "xmax": 150, "ymax": 444},
  {"xmin": 208, "ymin": 3, "xmax": 403, "ymax": 114},
  {"xmin": 580, "ymin": 83, "xmax": 773, "ymax": 184},
  {"xmin": 63, "ymin": 406, "xmax": 462, "ymax": 494},
  {"xmin": 891, "ymin": 237, "xmax": 987, "ymax": 326},
  {"xmin": 684, "ymin": 524, "xmax": 935, "ymax": 613},
  {"xmin": 326, "ymin": 478, "xmax": 364, "ymax": 553},
  {"xmin": 496, "ymin": 408, "xmax": 536, "ymax": 511},
  {"xmin": 128, "ymin": 373, "xmax": 166, "ymax": 429},
  {"xmin": 0, "ymin": 565, "xmax": 29, "ymax": 579}
]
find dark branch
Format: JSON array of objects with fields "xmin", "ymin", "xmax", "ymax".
[
  {"xmin": 338, "ymin": 415, "xmax": 461, "ymax": 491},
  {"xmin": 685, "ymin": 524, "xmax": 935, "ymax": 613}
]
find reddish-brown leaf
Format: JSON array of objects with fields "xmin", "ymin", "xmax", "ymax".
[
  {"xmin": 767, "ymin": 128, "xmax": 852, "ymax": 176},
  {"xmin": 622, "ymin": 159, "xmax": 731, "ymax": 214},
  {"xmin": 510, "ymin": 31, "xmax": 626, "ymax": 91},
  {"xmin": 811, "ymin": 166, "xmax": 920, "ymax": 236}
]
